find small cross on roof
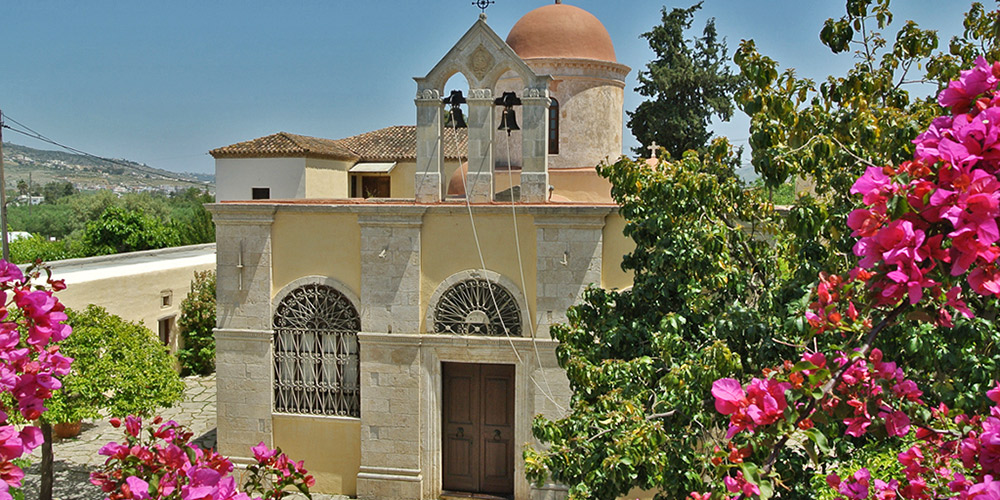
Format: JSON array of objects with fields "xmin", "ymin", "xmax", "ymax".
[{"xmin": 647, "ymin": 141, "xmax": 659, "ymax": 159}]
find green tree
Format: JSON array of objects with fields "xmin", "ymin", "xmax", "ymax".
[
  {"xmin": 8, "ymin": 234, "xmax": 81, "ymax": 264},
  {"xmin": 177, "ymin": 270, "xmax": 217, "ymax": 376},
  {"xmin": 39, "ymin": 305, "xmax": 185, "ymax": 500},
  {"xmin": 626, "ymin": 2, "xmax": 742, "ymax": 160},
  {"xmin": 526, "ymin": 2, "xmax": 1000, "ymax": 499},
  {"xmin": 40, "ymin": 181, "xmax": 76, "ymax": 204},
  {"xmin": 81, "ymin": 205, "xmax": 180, "ymax": 255},
  {"xmin": 169, "ymin": 188, "xmax": 215, "ymax": 246},
  {"xmin": 47, "ymin": 305, "xmax": 185, "ymax": 422},
  {"xmin": 526, "ymin": 144, "xmax": 785, "ymax": 500}
]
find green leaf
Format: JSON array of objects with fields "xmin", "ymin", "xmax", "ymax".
[
  {"xmin": 804, "ymin": 427, "xmax": 831, "ymax": 453},
  {"xmin": 792, "ymin": 360, "xmax": 818, "ymax": 372}
]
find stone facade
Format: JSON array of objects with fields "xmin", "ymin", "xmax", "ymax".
[
  {"xmin": 359, "ymin": 210, "xmax": 424, "ymax": 333},
  {"xmin": 209, "ymin": 202, "xmax": 627, "ymax": 499},
  {"xmin": 534, "ymin": 212, "xmax": 605, "ymax": 337},
  {"xmin": 212, "ymin": 205, "xmax": 276, "ymax": 460}
]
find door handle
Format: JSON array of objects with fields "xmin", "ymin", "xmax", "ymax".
[
  {"xmin": 494, "ymin": 429, "xmax": 502, "ymax": 441},
  {"xmin": 457, "ymin": 427, "xmax": 464, "ymax": 438}
]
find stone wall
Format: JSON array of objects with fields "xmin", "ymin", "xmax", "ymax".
[
  {"xmin": 534, "ymin": 214, "xmax": 605, "ymax": 338},
  {"xmin": 359, "ymin": 210, "xmax": 425, "ymax": 334},
  {"xmin": 210, "ymin": 205, "xmax": 276, "ymax": 460}
]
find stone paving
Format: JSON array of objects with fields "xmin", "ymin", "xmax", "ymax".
[{"xmin": 20, "ymin": 374, "xmax": 217, "ymax": 500}]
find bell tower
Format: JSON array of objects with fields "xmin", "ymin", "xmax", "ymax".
[{"xmin": 414, "ymin": 14, "xmax": 552, "ymax": 203}]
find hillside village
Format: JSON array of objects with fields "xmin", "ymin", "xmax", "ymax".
[{"xmin": 2, "ymin": 141, "xmax": 213, "ymax": 195}]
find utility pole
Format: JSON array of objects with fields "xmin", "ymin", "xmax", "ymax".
[{"xmin": 0, "ymin": 109, "xmax": 7, "ymax": 262}]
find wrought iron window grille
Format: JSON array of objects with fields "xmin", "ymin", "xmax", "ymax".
[
  {"xmin": 272, "ymin": 283, "xmax": 361, "ymax": 417},
  {"xmin": 433, "ymin": 278, "xmax": 521, "ymax": 336}
]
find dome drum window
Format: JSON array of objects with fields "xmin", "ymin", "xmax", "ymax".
[
  {"xmin": 432, "ymin": 278, "xmax": 522, "ymax": 336},
  {"xmin": 273, "ymin": 283, "xmax": 361, "ymax": 417}
]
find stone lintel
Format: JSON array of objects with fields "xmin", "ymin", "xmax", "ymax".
[
  {"xmin": 534, "ymin": 214, "xmax": 607, "ymax": 230},
  {"xmin": 358, "ymin": 213, "xmax": 425, "ymax": 228},
  {"xmin": 358, "ymin": 331, "xmax": 559, "ymax": 349},
  {"xmin": 206, "ymin": 204, "xmax": 276, "ymax": 225},
  {"xmin": 214, "ymin": 328, "xmax": 273, "ymax": 342}
]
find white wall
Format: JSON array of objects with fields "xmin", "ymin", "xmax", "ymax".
[
  {"xmin": 215, "ymin": 158, "xmax": 307, "ymax": 201},
  {"xmin": 47, "ymin": 244, "xmax": 217, "ymax": 355}
]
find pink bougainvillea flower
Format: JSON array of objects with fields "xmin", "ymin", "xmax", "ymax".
[
  {"xmin": 252, "ymin": 441, "xmax": 279, "ymax": 463},
  {"xmin": 882, "ymin": 410, "xmax": 911, "ymax": 437},
  {"xmin": 851, "ymin": 166, "xmax": 895, "ymax": 206},
  {"xmin": 0, "ymin": 262, "xmax": 22, "ymax": 285},
  {"xmin": 939, "ymin": 56, "xmax": 1000, "ymax": 113},
  {"xmin": 125, "ymin": 476, "xmax": 151, "ymax": 500},
  {"xmin": 711, "ymin": 378, "xmax": 746, "ymax": 415},
  {"xmin": 124, "ymin": 415, "xmax": 142, "ymax": 438}
]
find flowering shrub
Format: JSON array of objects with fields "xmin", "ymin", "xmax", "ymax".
[
  {"xmin": 90, "ymin": 416, "xmax": 314, "ymax": 500},
  {"xmin": 696, "ymin": 58, "xmax": 1000, "ymax": 499},
  {"xmin": 0, "ymin": 262, "xmax": 73, "ymax": 499}
]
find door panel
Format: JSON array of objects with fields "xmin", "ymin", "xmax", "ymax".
[
  {"xmin": 442, "ymin": 363, "xmax": 514, "ymax": 496},
  {"xmin": 443, "ymin": 363, "xmax": 479, "ymax": 492},
  {"xmin": 480, "ymin": 364, "xmax": 514, "ymax": 494}
]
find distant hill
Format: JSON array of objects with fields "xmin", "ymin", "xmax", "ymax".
[{"xmin": 1, "ymin": 142, "xmax": 214, "ymax": 193}]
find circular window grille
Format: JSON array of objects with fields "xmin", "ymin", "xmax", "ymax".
[
  {"xmin": 273, "ymin": 283, "xmax": 361, "ymax": 417},
  {"xmin": 433, "ymin": 279, "xmax": 521, "ymax": 336}
]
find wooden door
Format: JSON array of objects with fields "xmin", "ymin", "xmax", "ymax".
[{"xmin": 442, "ymin": 363, "xmax": 515, "ymax": 495}]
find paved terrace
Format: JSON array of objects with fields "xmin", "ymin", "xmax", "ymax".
[{"xmin": 22, "ymin": 375, "xmax": 216, "ymax": 500}]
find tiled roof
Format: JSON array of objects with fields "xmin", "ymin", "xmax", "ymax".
[
  {"xmin": 210, "ymin": 126, "xmax": 468, "ymax": 162},
  {"xmin": 209, "ymin": 132, "xmax": 358, "ymax": 160},
  {"xmin": 336, "ymin": 126, "xmax": 467, "ymax": 161}
]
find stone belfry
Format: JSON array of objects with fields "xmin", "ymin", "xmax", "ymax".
[{"xmin": 413, "ymin": 13, "xmax": 552, "ymax": 203}]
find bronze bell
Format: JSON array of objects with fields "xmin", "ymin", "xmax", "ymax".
[
  {"xmin": 494, "ymin": 92, "xmax": 521, "ymax": 133},
  {"xmin": 497, "ymin": 108, "xmax": 519, "ymax": 132},
  {"xmin": 442, "ymin": 90, "xmax": 468, "ymax": 128}
]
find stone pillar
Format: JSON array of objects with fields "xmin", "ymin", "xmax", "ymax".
[
  {"xmin": 357, "ymin": 334, "xmax": 424, "ymax": 500},
  {"xmin": 415, "ymin": 88, "xmax": 444, "ymax": 203},
  {"xmin": 358, "ymin": 209, "xmax": 424, "ymax": 334},
  {"xmin": 520, "ymin": 88, "xmax": 550, "ymax": 203},
  {"xmin": 465, "ymin": 88, "xmax": 495, "ymax": 203},
  {"xmin": 210, "ymin": 205, "xmax": 276, "ymax": 460},
  {"xmin": 535, "ymin": 212, "xmax": 606, "ymax": 338}
]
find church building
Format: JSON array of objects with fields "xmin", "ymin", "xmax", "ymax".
[{"xmin": 209, "ymin": 3, "xmax": 634, "ymax": 499}]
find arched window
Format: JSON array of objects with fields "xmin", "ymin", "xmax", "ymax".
[
  {"xmin": 548, "ymin": 97, "xmax": 559, "ymax": 155},
  {"xmin": 433, "ymin": 278, "xmax": 521, "ymax": 336},
  {"xmin": 273, "ymin": 283, "xmax": 361, "ymax": 417}
]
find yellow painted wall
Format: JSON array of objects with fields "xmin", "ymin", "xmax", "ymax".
[
  {"xmin": 272, "ymin": 414, "xmax": 360, "ymax": 495},
  {"xmin": 494, "ymin": 170, "xmax": 520, "ymax": 195},
  {"xmin": 419, "ymin": 213, "xmax": 537, "ymax": 332},
  {"xmin": 305, "ymin": 159, "xmax": 351, "ymax": 199},
  {"xmin": 390, "ymin": 162, "xmax": 416, "ymax": 198},
  {"xmin": 550, "ymin": 168, "xmax": 614, "ymax": 203},
  {"xmin": 56, "ymin": 264, "xmax": 214, "ymax": 356},
  {"xmin": 602, "ymin": 212, "xmax": 634, "ymax": 290},
  {"xmin": 270, "ymin": 212, "xmax": 361, "ymax": 299}
]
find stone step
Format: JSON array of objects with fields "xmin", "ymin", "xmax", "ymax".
[{"xmin": 440, "ymin": 492, "xmax": 512, "ymax": 500}]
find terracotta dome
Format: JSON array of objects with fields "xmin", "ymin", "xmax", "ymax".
[
  {"xmin": 447, "ymin": 162, "xmax": 470, "ymax": 197},
  {"xmin": 506, "ymin": 3, "xmax": 616, "ymax": 63}
]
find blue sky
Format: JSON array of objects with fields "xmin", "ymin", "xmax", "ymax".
[{"xmin": 1, "ymin": 1, "xmax": 967, "ymax": 175}]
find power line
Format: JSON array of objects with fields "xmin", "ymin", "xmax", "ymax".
[{"xmin": 0, "ymin": 120, "xmax": 138, "ymax": 170}]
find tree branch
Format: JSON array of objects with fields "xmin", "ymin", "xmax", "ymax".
[{"xmin": 760, "ymin": 301, "xmax": 908, "ymax": 474}]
